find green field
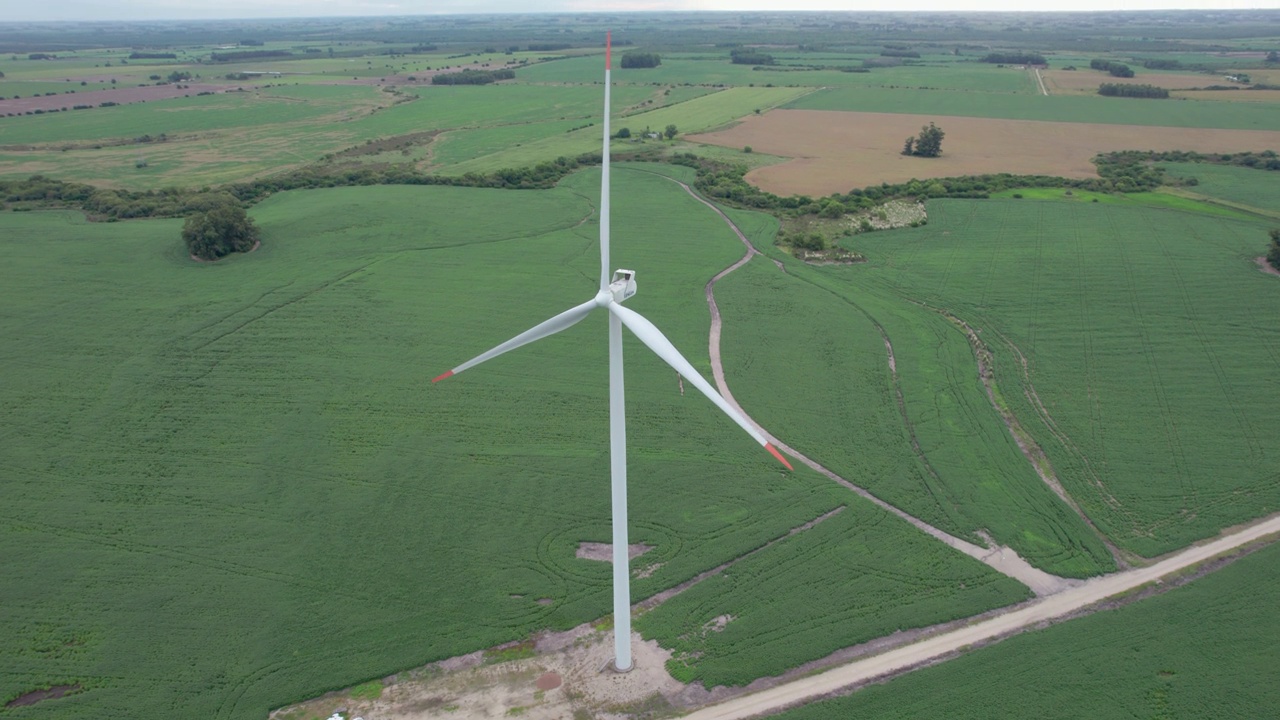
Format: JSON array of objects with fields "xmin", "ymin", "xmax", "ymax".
[
  {"xmin": 0, "ymin": 85, "xmax": 383, "ymax": 145},
  {"xmin": 0, "ymin": 169, "xmax": 1033, "ymax": 718},
  {"xmin": 789, "ymin": 86, "xmax": 1280, "ymax": 130},
  {"xmin": 715, "ymin": 240, "xmax": 1114, "ymax": 577},
  {"xmin": 518, "ymin": 54, "xmax": 1040, "ymax": 94},
  {"xmin": 769, "ymin": 541, "xmax": 1280, "ymax": 720},
  {"xmin": 1159, "ymin": 161, "xmax": 1280, "ymax": 214},
  {"xmin": 821, "ymin": 198, "xmax": 1280, "ymax": 557},
  {"xmin": 7, "ymin": 12, "xmax": 1280, "ymax": 720},
  {"xmin": 636, "ymin": 501, "xmax": 1030, "ymax": 687}
]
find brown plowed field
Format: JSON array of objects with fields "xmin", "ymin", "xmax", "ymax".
[{"xmin": 688, "ymin": 109, "xmax": 1280, "ymax": 197}]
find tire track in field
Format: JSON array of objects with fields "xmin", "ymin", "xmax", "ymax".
[
  {"xmin": 652, "ymin": 172, "xmax": 1075, "ymax": 597},
  {"xmin": 1107, "ymin": 212, "xmax": 1194, "ymax": 510},
  {"xmin": 921, "ymin": 303, "xmax": 1128, "ymax": 569},
  {"xmin": 1158, "ymin": 220, "xmax": 1264, "ymax": 464}
]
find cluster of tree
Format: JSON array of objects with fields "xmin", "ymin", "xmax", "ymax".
[
  {"xmin": 182, "ymin": 197, "xmax": 260, "ymax": 261},
  {"xmin": 167, "ymin": 70, "xmax": 191, "ymax": 82},
  {"xmin": 527, "ymin": 43, "xmax": 572, "ymax": 52},
  {"xmin": 1090, "ymin": 59, "xmax": 1135, "ymax": 77},
  {"xmin": 129, "ymin": 52, "xmax": 177, "ymax": 59},
  {"xmin": 408, "ymin": 44, "xmax": 438, "ymax": 53},
  {"xmin": 1098, "ymin": 83, "xmax": 1169, "ymax": 98},
  {"xmin": 431, "ymin": 69, "xmax": 515, "ymax": 85},
  {"xmin": 620, "ymin": 52, "xmax": 660, "ymax": 69},
  {"xmin": 210, "ymin": 49, "xmax": 291, "ymax": 62},
  {"xmin": 238, "ymin": 39, "xmax": 265, "ymax": 46},
  {"xmin": 1268, "ymin": 229, "xmax": 1280, "ymax": 271},
  {"xmin": 730, "ymin": 49, "xmax": 775, "ymax": 65},
  {"xmin": 28, "ymin": 53, "xmax": 55, "ymax": 60},
  {"xmin": 901, "ymin": 122, "xmax": 945, "ymax": 158},
  {"xmin": 880, "ymin": 48, "xmax": 920, "ymax": 58},
  {"xmin": 1098, "ymin": 149, "xmax": 1280, "ymax": 172},
  {"xmin": 1268, "ymin": 51, "xmax": 1280, "ymax": 63},
  {"xmin": 980, "ymin": 52, "xmax": 1046, "ymax": 65},
  {"xmin": 1141, "ymin": 59, "xmax": 1182, "ymax": 69}
]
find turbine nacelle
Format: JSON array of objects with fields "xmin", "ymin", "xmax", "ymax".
[{"xmin": 609, "ymin": 269, "xmax": 636, "ymax": 304}]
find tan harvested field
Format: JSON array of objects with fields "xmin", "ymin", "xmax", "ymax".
[
  {"xmin": 689, "ymin": 109, "xmax": 1280, "ymax": 197},
  {"xmin": 1042, "ymin": 69, "xmax": 1229, "ymax": 94}
]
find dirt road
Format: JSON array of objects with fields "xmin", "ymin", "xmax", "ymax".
[{"xmin": 682, "ymin": 513, "xmax": 1280, "ymax": 720}]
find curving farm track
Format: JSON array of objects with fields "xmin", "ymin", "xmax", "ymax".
[{"xmin": 660, "ymin": 173, "xmax": 1280, "ymax": 719}]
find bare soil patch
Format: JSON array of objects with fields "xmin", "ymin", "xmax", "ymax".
[
  {"xmin": 1256, "ymin": 257, "xmax": 1280, "ymax": 277},
  {"xmin": 576, "ymin": 542, "xmax": 654, "ymax": 562},
  {"xmin": 689, "ymin": 109, "xmax": 1280, "ymax": 197},
  {"xmin": 5, "ymin": 684, "xmax": 81, "ymax": 708},
  {"xmin": 0, "ymin": 84, "xmax": 227, "ymax": 114}
]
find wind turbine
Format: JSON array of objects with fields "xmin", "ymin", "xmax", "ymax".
[{"xmin": 432, "ymin": 32, "xmax": 792, "ymax": 673}]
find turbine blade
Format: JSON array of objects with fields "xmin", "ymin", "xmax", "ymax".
[
  {"xmin": 609, "ymin": 303, "xmax": 793, "ymax": 470},
  {"xmin": 599, "ymin": 31, "xmax": 612, "ymax": 292},
  {"xmin": 433, "ymin": 299, "xmax": 597, "ymax": 382}
]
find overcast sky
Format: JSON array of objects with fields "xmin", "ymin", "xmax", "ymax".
[{"xmin": 8, "ymin": 0, "xmax": 1280, "ymax": 23}]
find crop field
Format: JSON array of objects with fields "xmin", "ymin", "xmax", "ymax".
[
  {"xmin": 438, "ymin": 87, "xmax": 811, "ymax": 176},
  {"xmin": 714, "ymin": 247, "xmax": 1113, "ymax": 577},
  {"xmin": 830, "ymin": 198, "xmax": 1280, "ymax": 557},
  {"xmin": 635, "ymin": 501, "xmax": 1030, "ymax": 687},
  {"xmin": 7, "ymin": 11, "xmax": 1280, "ymax": 720},
  {"xmin": 0, "ymin": 169, "xmax": 1035, "ymax": 718},
  {"xmin": 1158, "ymin": 161, "xmax": 1280, "ymax": 214},
  {"xmin": 690, "ymin": 109, "xmax": 1280, "ymax": 197},
  {"xmin": 517, "ymin": 53, "xmax": 1040, "ymax": 94},
  {"xmin": 788, "ymin": 86, "xmax": 1280, "ymax": 130},
  {"xmin": 770, "ymin": 541, "xmax": 1280, "ymax": 720}
]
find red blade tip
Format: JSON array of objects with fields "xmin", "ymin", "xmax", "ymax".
[
  {"xmin": 606, "ymin": 31, "xmax": 611, "ymax": 70},
  {"xmin": 432, "ymin": 369, "xmax": 454, "ymax": 383},
  {"xmin": 765, "ymin": 443, "xmax": 793, "ymax": 471}
]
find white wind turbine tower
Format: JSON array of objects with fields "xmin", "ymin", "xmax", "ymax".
[{"xmin": 433, "ymin": 32, "xmax": 792, "ymax": 672}]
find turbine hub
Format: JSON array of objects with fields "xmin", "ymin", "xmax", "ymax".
[{"xmin": 609, "ymin": 269, "xmax": 637, "ymax": 304}]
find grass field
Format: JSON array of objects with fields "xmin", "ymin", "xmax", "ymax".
[
  {"xmin": 438, "ymin": 86, "xmax": 810, "ymax": 175},
  {"xmin": 0, "ymin": 85, "xmax": 384, "ymax": 145},
  {"xmin": 769, "ymin": 541, "xmax": 1280, "ymax": 720},
  {"xmin": 1158, "ymin": 161, "xmax": 1280, "ymax": 214},
  {"xmin": 714, "ymin": 250, "xmax": 1114, "ymax": 577},
  {"xmin": 517, "ymin": 54, "xmax": 1039, "ymax": 94},
  {"xmin": 832, "ymin": 198, "xmax": 1280, "ymax": 557},
  {"xmin": 789, "ymin": 86, "xmax": 1280, "ymax": 130},
  {"xmin": 0, "ymin": 169, "xmax": 1034, "ymax": 718},
  {"xmin": 636, "ymin": 502, "xmax": 1030, "ymax": 688}
]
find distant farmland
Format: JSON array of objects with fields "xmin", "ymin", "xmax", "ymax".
[{"xmin": 690, "ymin": 109, "xmax": 1280, "ymax": 196}]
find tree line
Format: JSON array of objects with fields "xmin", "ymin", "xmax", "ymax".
[
  {"xmin": 431, "ymin": 69, "xmax": 515, "ymax": 85},
  {"xmin": 1090, "ymin": 59, "xmax": 1136, "ymax": 77},
  {"xmin": 620, "ymin": 52, "xmax": 660, "ymax": 68},
  {"xmin": 981, "ymin": 52, "xmax": 1046, "ymax": 65},
  {"xmin": 1098, "ymin": 83, "xmax": 1169, "ymax": 98},
  {"xmin": 730, "ymin": 49, "xmax": 775, "ymax": 65}
]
